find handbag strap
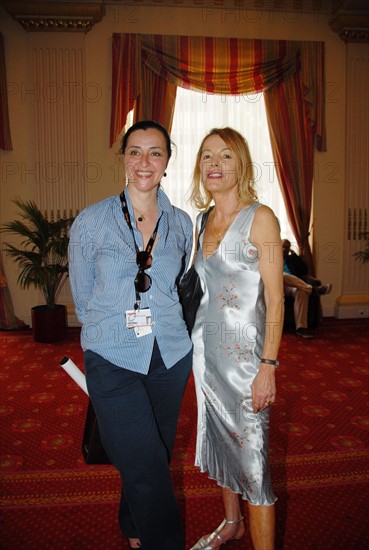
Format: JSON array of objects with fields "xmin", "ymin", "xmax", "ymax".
[{"xmin": 196, "ymin": 208, "xmax": 212, "ymax": 251}]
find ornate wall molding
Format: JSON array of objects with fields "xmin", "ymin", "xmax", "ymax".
[
  {"xmin": 329, "ymin": 0, "xmax": 369, "ymax": 43},
  {"xmin": 330, "ymin": 11, "xmax": 369, "ymax": 42},
  {"xmin": 4, "ymin": 2, "xmax": 104, "ymax": 32},
  {"xmin": 5, "ymin": 1, "xmax": 368, "ymax": 39}
]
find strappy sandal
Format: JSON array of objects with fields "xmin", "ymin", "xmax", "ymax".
[{"xmin": 190, "ymin": 516, "xmax": 244, "ymax": 549}]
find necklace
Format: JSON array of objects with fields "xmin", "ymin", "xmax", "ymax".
[
  {"xmin": 135, "ymin": 211, "xmax": 145, "ymax": 222},
  {"xmin": 133, "ymin": 207, "xmax": 156, "ymax": 223},
  {"xmin": 209, "ymin": 205, "xmax": 241, "ymax": 246}
]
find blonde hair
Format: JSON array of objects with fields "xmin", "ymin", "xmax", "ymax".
[{"xmin": 190, "ymin": 127, "xmax": 258, "ymax": 211}]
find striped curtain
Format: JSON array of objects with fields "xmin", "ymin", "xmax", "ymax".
[
  {"xmin": 110, "ymin": 33, "xmax": 326, "ymax": 266},
  {"xmin": 0, "ymin": 32, "xmax": 12, "ymax": 151},
  {"xmin": 265, "ymin": 71, "xmax": 316, "ymax": 271}
]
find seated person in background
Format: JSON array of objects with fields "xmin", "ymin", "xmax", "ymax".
[{"xmin": 282, "ymin": 239, "xmax": 332, "ymax": 338}]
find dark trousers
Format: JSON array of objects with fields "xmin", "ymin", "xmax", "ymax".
[{"xmin": 84, "ymin": 341, "xmax": 192, "ymax": 550}]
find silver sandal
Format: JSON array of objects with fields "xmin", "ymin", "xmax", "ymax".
[{"xmin": 190, "ymin": 516, "xmax": 244, "ymax": 550}]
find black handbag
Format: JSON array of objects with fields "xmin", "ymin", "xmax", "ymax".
[
  {"xmin": 179, "ymin": 210, "xmax": 211, "ymax": 334},
  {"xmin": 82, "ymin": 399, "xmax": 111, "ymax": 465}
]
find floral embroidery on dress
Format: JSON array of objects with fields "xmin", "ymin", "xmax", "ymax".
[
  {"xmin": 229, "ymin": 431, "xmax": 246, "ymax": 448},
  {"xmin": 240, "ymin": 231, "xmax": 260, "ymax": 263},
  {"xmin": 209, "ymin": 428, "xmax": 250, "ymax": 451},
  {"xmin": 216, "ymin": 280, "xmax": 240, "ymax": 310},
  {"xmin": 216, "ymin": 341, "xmax": 252, "ymax": 365},
  {"xmin": 240, "ymin": 474, "xmax": 263, "ymax": 498},
  {"xmin": 240, "ymin": 230, "xmax": 249, "ymax": 244},
  {"xmin": 223, "ymin": 420, "xmax": 254, "ymax": 449}
]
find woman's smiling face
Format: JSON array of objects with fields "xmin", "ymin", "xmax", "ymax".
[
  {"xmin": 124, "ymin": 128, "xmax": 168, "ymax": 193},
  {"xmin": 200, "ymin": 133, "xmax": 238, "ymax": 195}
]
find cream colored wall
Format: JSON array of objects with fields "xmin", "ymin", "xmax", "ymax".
[{"xmin": 0, "ymin": 4, "xmax": 347, "ymax": 323}]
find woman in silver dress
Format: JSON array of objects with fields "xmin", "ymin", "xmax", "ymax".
[{"xmin": 189, "ymin": 128, "xmax": 284, "ymax": 550}]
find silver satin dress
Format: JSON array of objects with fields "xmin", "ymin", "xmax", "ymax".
[{"xmin": 192, "ymin": 202, "xmax": 276, "ymax": 505}]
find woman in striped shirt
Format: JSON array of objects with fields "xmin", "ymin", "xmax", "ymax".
[{"xmin": 69, "ymin": 120, "xmax": 193, "ymax": 550}]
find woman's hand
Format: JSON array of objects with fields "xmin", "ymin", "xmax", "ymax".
[{"xmin": 251, "ymin": 364, "xmax": 276, "ymax": 413}]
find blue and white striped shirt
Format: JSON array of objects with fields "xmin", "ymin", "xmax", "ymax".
[{"xmin": 68, "ymin": 187, "xmax": 193, "ymax": 373}]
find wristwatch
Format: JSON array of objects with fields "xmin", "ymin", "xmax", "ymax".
[{"xmin": 260, "ymin": 358, "xmax": 279, "ymax": 367}]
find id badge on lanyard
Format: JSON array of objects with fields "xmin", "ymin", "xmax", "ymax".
[{"xmin": 125, "ymin": 307, "xmax": 153, "ymax": 338}]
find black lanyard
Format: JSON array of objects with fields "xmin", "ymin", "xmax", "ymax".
[{"xmin": 119, "ymin": 191, "xmax": 160, "ymax": 306}]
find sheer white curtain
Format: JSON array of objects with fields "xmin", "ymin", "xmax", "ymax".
[{"xmin": 164, "ymin": 86, "xmax": 294, "ymax": 243}]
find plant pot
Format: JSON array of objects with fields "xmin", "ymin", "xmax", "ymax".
[{"xmin": 31, "ymin": 304, "xmax": 67, "ymax": 343}]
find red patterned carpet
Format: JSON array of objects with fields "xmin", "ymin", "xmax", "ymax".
[{"xmin": 1, "ymin": 318, "xmax": 369, "ymax": 549}]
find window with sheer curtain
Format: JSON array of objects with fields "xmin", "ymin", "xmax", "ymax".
[{"xmin": 163, "ymin": 86, "xmax": 294, "ymax": 243}]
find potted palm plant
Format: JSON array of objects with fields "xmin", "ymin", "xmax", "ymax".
[{"xmin": 1, "ymin": 197, "xmax": 74, "ymax": 342}]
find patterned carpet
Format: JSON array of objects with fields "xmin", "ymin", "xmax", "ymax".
[{"xmin": 1, "ymin": 318, "xmax": 368, "ymax": 549}]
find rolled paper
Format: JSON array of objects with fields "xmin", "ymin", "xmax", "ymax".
[{"xmin": 60, "ymin": 356, "xmax": 89, "ymax": 396}]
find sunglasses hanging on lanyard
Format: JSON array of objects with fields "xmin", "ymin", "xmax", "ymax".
[{"xmin": 119, "ymin": 191, "xmax": 160, "ymax": 310}]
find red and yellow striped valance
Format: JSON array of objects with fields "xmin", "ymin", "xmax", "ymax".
[
  {"xmin": 110, "ymin": 33, "xmax": 325, "ymax": 152},
  {"xmin": 141, "ymin": 35, "xmax": 298, "ymax": 93}
]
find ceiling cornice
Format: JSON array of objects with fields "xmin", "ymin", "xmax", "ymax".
[
  {"xmin": 3, "ymin": 0, "xmax": 369, "ymax": 42},
  {"xmin": 329, "ymin": 10, "xmax": 369, "ymax": 42},
  {"xmin": 4, "ymin": 2, "xmax": 105, "ymax": 32}
]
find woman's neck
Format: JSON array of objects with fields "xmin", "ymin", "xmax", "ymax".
[
  {"xmin": 211, "ymin": 193, "xmax": 243, "ymax": 220},
  {"xmin": 127, "ymin": 186, "xmax": 159, "ymax": 214}
]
